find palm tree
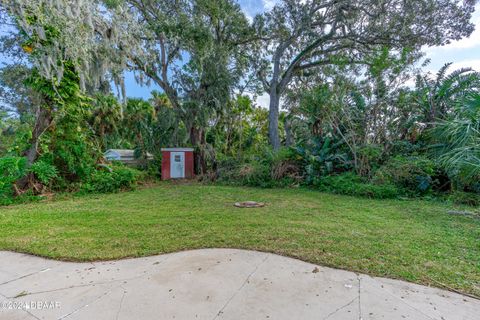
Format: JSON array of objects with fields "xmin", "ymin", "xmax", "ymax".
[
  {"xmin": 121, "ymin": 98, "xmax": 157, "ymax": 159},
  {"xmin": 90, "ymin": 94, "xmax": 122, "ymax": 150},
  {"xmin": 415, "ymin": 63, "xmax": 480, "ymax": 126},
  {"xmin": 430, "ymin": 92, "xmax": 480, "ymax": 189},
  {"xmin": 149, "ymin": 91, "xmax": 172, "ymax": 111}
]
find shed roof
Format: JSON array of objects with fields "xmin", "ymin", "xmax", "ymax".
[
  {"xmin": 104, "ymin": 149, "xmax": 153, "ymax": 158},
  {"xmin": 161, "ymin": 148, "xmax": 194, "ymax": 152}
]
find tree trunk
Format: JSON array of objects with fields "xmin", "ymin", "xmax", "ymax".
[
  {"xmin": 285, "ymin": 117, "xmax": 294, "ymax": 147},
  {"xmin": 189, "ymin": 126, "xmax": 208, "ymax": 175},
  {"xmin": 25, "ymin": 106, "xmax": 52, "ymax": 166},
  {"xmin": 268, "ymin": 89, "xmax": 281, "ymax": 151},
  {"xmin": 16, "ymin": 105, "xmax": 52, "ymax": 191}
]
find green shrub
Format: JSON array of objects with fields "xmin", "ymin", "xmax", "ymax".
[
  {"xmin": 449, "ymin": 191, "xmax": 480, "ymax": 207},
  {"xmin": 374, "ymin": 156, "xmax": 437, "ymax": 194},
  {"xmin": 0, "ymin": 156, "xmax": 27, "ymax": 205},
  {"xmin": 217, "ymin": 147, "xmax": 301, "ymax": 188},
  {"xmin": 313, "ymin": 172, "xmax": 400, "ymax": 199},
  {"xmin": 29, "ymin": 160, "xmax": 58, "ymax": 185},
  {"xmin": 81, "ymin": 165, "xmax": 140, "ymax": 194},
  {"xmin": 357, "ymin": 144, "xmax": 384, "ymax": 175},
  {"xmin": 239, "ymin": 162, "xmax": 274, "ymax": 187},
  {"xmin": 218, "ymin": 161, "xmax": 273, "ymax": 188},
  {"xmin": 295, "ymin": 138, "xmax": 350, "ymax": 183}
]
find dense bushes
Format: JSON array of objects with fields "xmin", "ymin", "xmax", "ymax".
[
  {"xmin": 0, "ymin": 157, "xmax": 60, "ymax": 205},
  {"xmin": 217, "ymin": 148, "xmax": 302, "ymax": 188},
  {"xmin": 373, "ymin": 156, "xmax": 437, "ymax": 195},
  {"xmin": 0, "ymin": 156, "xmax": 27, "ymax": 205},
  {"xmin": 217, "ymin": 152, "xmax": 401, "ymax": 199},
  {"xmin": 312, "ymin": 172, "xmax": 400, "ymax": 199},
  {"xmin": 80, "ymin": 165, "xmax": 141, "ymax": 194},
  {"xmin": 29, "ymin": 160, "xmax": 58, "ymax": 185},
  {"xmin": 0, "ymin": 154, "xmax": 144, "ymax": 205},
  {"xmin": 215, "ymin": 148, "xmax": 480, "ymax": 204}
]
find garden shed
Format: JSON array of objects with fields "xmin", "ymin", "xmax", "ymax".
[
  {"xmin": 104, "ymin": 149, "xmax": 153, "ymax": 165},
  {"xmin": 161, "ymin": 148, "xmax": 194, "ymax": 180}
]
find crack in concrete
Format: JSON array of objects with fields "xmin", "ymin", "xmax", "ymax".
[
  {"xmin": 0, "ymin": 268, "xmax": 53, "ymax": 287},
  {"xmin": 322, "ymin": 274, "xmax": 362, "ymax": 320},
  {"xmin": 5, "ymin": 255, "xmax": 172, "ymax": 300},
  {"xmin": 323, "ymin": 297, "xmax": 358, "ymax": 320},
  {"xmin": 5, "ymin": 273, "xmax": 148, "ymax": 299},
  {"xmin": 22, "ymin": 307, "xmax": 42, "ymax": 320},
  {"xmin": 7, "ymin": 283, "xmax": 100, "ymax": 299},
  {"xmin": 54, "ymin": 257, "xmax": 173, "ymax": 320},
  {"xmin": 212, "ymin": 256, "xmax": 269, "ymax": 320},
  {"xmin": 358, "ymin": 275, "xmax": 362, "ymax": 320},
  {"xmin": 116, "ymin": 286, "xmax": 127, "ymax": 320},
  {"xmin": 1, "ymin": 255, "xmax": 170, "ymax": 294},
  {"xmin": 367, "ymin": 276, "xmax": 438, "ymax": 320},
  {"xmin": 57, "ymin": 285, "xmax": 116, "ymax": 320}
]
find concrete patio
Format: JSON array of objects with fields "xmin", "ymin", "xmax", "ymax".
[{"xmin": 0, "ymin": 249, "xmax": 478, "ymax": 320}]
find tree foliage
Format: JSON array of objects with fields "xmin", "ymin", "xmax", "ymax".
[
  {"xmin": 0, "ymin": 0, "xmax": 479, "ymax": 204},
  {"xmin": 252, "ymin": 0, "xmax": 477, "ymax": 149}
]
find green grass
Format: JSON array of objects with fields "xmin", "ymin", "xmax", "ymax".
[{"xmin": 0, "ymin": 183, "xmax": 479, "ymax": 297}]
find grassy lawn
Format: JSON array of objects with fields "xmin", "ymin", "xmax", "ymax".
[{"xmin": 0, "ymin": 183, "xmax": 479, "ymax": 297}]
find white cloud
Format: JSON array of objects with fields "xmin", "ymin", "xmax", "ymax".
[
  {"xmin": 450, "ymin": 59, "xmax": 480, "ymax": 72},
  {"xmin": 262, "ymin": 0, "xmax": 276, "ymax": 10},
  {"xmin": 242, "ymin": 92, "xmax": 269, "ymax": 109},
  {"xmin": 243, "ymin": 12, "xmax": 253, "ymax": 23},
  {"xmin": 242, "ymin": 91, "xmax": 283, "ymax": 110},
  {"xmin": 444, "ymin": 28, "xmax": 480, "ymax": 50},
  {"xmin": 425, "ymin": 21, "xmax": 480, "ymax": 54},
  {"xmin": 255, "ymin": 93, "xmax": 270, "ymax": 109},
  {"xmin": 421, "ymin": 5, "xmax": 480, "ymax": 73}
]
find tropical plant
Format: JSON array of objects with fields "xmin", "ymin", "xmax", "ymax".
[
  {"xmin": 415, "ymin": 64, "xmax": 480, "ymax": 126},
  {"xmin": 295, "ymin": 138, "xmax": 349, "ymax": 183},
  {"xmin": 121, "ymin": 98, "xmax": 156, "ymax": 159},
  {"xmin": 430, "ymin": 92, "xmax": 480, "ymax": 190},
  {"xmin": 89, "ymin": 94, "xmax": 123, "ymax": 150},
  {"xmin": 253, "ymin": 0, "xmax": 476, "ymax": 149},
  {"xmin": 29, "ymin": 160, "xmax": 58, "ymax": 185},
  {"xmin": 374, "ymin": 156, "xmax": 437, "ymax": 195},
  {"xmin": 0, "ymin": 156, "xmax": 27, "ymax": 204}
]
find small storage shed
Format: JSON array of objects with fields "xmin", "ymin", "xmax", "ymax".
[
  {"xmin": 161, "ymin": 148, "xmax": 194, "ymax": 180},
  {"xmin": 104, "ymin": 149, "xmax": 153, "ymax": 165}
]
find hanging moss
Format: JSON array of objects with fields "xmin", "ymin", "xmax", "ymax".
[{"xmin": 1, "ymin": 0, "xmax": 147, "ymax": 98}]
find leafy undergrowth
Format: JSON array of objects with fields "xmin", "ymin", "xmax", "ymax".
[{"xmin": 0, "ymin": 182, "xmax": 479, "ymax": 297}]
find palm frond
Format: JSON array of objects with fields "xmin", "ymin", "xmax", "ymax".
[{"xmin": 434, "ymin": 63, "xmax": 453, "ymax": 88}]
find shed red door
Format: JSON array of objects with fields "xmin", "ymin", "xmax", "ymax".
[{"xmin": 161, "ymin": 148, "xmax": 194, "ymax": 180}]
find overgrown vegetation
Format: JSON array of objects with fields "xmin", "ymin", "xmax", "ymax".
[
  {"xmin": 80, "ymin": 165, "xmax": 141, "ymax": 194},
  {"xmin": 0, "ymin": 0, "xmax": 479, "ymax": 206}
]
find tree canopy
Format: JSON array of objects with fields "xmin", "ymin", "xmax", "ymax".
[
  {"xmin": 1, "ymin": 0, "xmax": 480, "ymax": 205},
  {"xmin": 252, "ymin": 0, "xmax": 477, "ymax": 149}
]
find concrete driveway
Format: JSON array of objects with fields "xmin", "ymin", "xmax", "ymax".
[{"xmin": 0, "ymin": 249, "xmax": 478, "ymax": 320}]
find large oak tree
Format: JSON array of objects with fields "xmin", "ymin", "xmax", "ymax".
[
  {"xmin": 253, "ymin": 0, "xmax": 477, "ymax": 150},
  {"xmin": 0, "ymin": 0, "xmax": 252, "ymax": 173},
  {"xmin": 124, "ymin": 0, "xmax": 252, "ymax": 172}
]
